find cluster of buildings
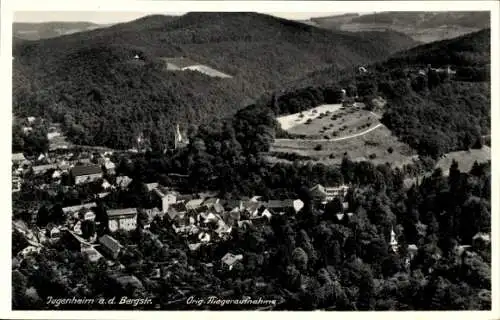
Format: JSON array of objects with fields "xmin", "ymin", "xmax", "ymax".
[{"xmin": 11, "ymin": 148, "xmax": 119, "ymax": 193}]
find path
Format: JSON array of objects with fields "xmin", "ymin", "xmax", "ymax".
[{"xmin": 275, "ymin": 123, "xmax": 383, "ymax": 143}]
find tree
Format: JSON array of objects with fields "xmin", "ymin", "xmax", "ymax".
[
  {"xmin": 81, "ymin": 220, "xmax": 96, "ymax": 240},
  {"xmin": 292, "ymin": 247, "xmax": 308, "ymax": 272}
]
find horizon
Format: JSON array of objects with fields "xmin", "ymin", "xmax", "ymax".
[{"xmin": 13, "ymin": 11, "xmax": 369, "ymax": 24}]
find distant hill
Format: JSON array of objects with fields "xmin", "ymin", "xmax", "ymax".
[
  {"xmin": 13, "ymin": 21, "xmax": 108, "ymax": 40},
  {"xmin": 307, "ymin": 11, "xmax": 490, "ymax": 43},
  {"xmin": 293, "ymin": 28, "xmax": 490, "ymax": 88},
  {"xmin": 13, "ymin": 12, "xmax": 418, "ymax": 150},
  {"xmin": 386, "ymin": 28, "xmax": 490, "ymax": 67}
]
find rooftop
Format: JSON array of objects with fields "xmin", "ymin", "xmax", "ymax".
[
  {"xmin": 107, "ymin": 208, "xmax": 138, "ymax": 217},
  {"xmin": 71, "ymin": 164, "xmax": 102, "ymax": 177},
  {"xmin": 99, "ymin": 235, "xmax": 122, "ymax": 254}
]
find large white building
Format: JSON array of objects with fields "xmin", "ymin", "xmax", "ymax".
[{"xmin": 107, "ymin": 208, "xmax": 138, "ymax": 232}]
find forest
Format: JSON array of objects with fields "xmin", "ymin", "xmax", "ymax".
[
  {"xmin": 12, "ymin": 12, "xmax": 418, "ymax": 150},
  {"xmin": 13, "ymin": 144, "xmax": 491, "ymax": 310}
]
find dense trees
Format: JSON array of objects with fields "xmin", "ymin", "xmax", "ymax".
[
  {"xmin": 13, "ymin": 13, "xmax": 417, "ymax": 150},
  {"xmin": 382, "ymin": 81, "xmax": 489, "ymax": 158}
]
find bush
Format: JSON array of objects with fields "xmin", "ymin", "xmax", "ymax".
[
  {"xmin": 305, "ymin": 119, "xmax": 313, "ymax": 124},
  {"xmin": 369, "ymin": 153, "xmax": 377, "ymax": 159},
  {"xmin": 314, "ymin": 144, "xmax": 323, "ymax": 151},
  {"xmin": 387, "ymin": 147, "xmax": 394, "ymax": 154}
]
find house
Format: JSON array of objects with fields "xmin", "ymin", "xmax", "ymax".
[
  {"xmin": 62, "ymin": 203, "xmax": 97, "ymax": 215},
  {"xmin": 188, "ymin": 243, "xmax": 202, "ymax": 251},
  {"xmin": 81, "ymin": 245, "xmax": 104, "ymax": 263},
  {"xmin": 221, "ymin": 253, "xmax": 243, "ymax": 271},
  {"xmin": 472, "ymin": 233, "xmax": 490, "ymax": 250},
  {"xmin": 32, "ymin": 164, "xmax": 58, "ymax": 175},
  {"xmin": 243, "ymin": 201, "xmax": 261, "ymax": 218},
  {"xmin": 146, "ymin": 182, "xmax": 159, "ymax": 192},
  {"xmin": 48, "ymin": 226, "xmax": 62, "ymax": 239},
  {"xmin": 389, "ymin": 228, "xmax": 398, "ymax": 253},
  {"xmin": 224, "ymin": 199, "xmax": 245, "ymax": 212},
  {"xmin": 252, "ymin": 207, "xmax": 273, "ymax": 220},
  {"xmin": 198, "ymin": 232, "xmax": 211, "ymax": 243},
  {"xmin": 167, "ymin": 202, "xmax": 187, "ymax": 221},
  {"xmin": 18, "ymin": 245, "xmax": 41, "ymax": 259},
  {"xmin": 12, "ymin": 153, "xmax": 26, "ymax": 164},
  {"xmin": 47, "ymin": 132, "xmax": 61, "ymax": 140},
  {"xmin": 52, "ymin": 169, "xmax": 62, "ymax": 179},
  {"xmin": 153, "ymin": 188, "xmax": 178, "ymax": 213},
  {"xmin": 186, "ymin": 198, "xmax": 205, "ymax": 211},
  {"xmin": 263, "ymin": 199, "xmax": 304, "ymax": 215},
  {"xmin": 215, "ymin": 220, "xmax": 232, "ymax": 237},
  {"xmin": 407, "ymin": 244, "xmax": 418, "ymax": 260},
  {"xmin": 107, "ymin": 208, "xmax": 138, "ymax": 232},
  {"xmin": 12, "ymin": 176, "xmax": 22, "ymax": 192},
  {"xmin": 101, "ymin": 179, "xmax": 112, "ymax": 190},
  {"xmin": 71, "ymin": 164, "xmax": 103, "ymax": 185},
  {"xmin": 98, "ymin": 235, "xmax": 122, "ymax": 259},
  {"xmin": 203, "ymin": 197, "xmax": 220, "ymax": 208},
  {"xmin": 27, "ymin": 116, "xmax": 36, "ymax": 124},
  {"xmin": 309, "ymin": 184, "xmax": 349, "ymax": 204},
  {"xmin": 103, "ymin": 161, "xmax": 116, "ymax": 175},
  {"xmin": 116, "ymin": 176, "xmax": 133, "ymax": 189}
]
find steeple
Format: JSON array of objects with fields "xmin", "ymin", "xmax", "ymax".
[{"xmin": 390, "ymin": 227, "xmax": 399, "ymax": 253}]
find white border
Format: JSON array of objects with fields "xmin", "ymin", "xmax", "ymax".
[{"xmin": 1, "ymin": 1, "xmax": 499, "ymax": 319}]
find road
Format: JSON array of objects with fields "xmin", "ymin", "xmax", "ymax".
[{"xmin": 275, "ymin": 123, "xmax": 383, "ymax": 143}]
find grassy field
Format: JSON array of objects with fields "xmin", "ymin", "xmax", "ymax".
[
  {"xmin": 435, "ymin": 146, "xmax": 491, "ymax": 173},
  {"xmin": 286, "ymin": 106, "xmax": 379, "ymax": 139},
  {"xmin": 276, "ymin": 104, "xmax": 343, "ymax": 130},
  {"xmin": 271, "ymin": 125, "xmax": 416, "ymax": 166}
]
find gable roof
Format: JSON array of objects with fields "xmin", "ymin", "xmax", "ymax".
[
  {"xmin": 203, "ymin": 197, "xmax": 220, "ymax": 207},
  {"xmin": 62, "ymin": 202, "xmax": 97, "ymax": 214},
  {"xmin": 116, "ymin": 176, "xmax": 133, "ymax": 188},
  {"xmin": 221, "ymin": 253, "xmax": 243, "ymax": 266},
  {"xmin": 98, "ymin": 235, "xmax": 122, "ymax": 254},
  {"xmin": 71, "ymin": 164, "xmax": 102, "ymax": 177},
  {"xmin": 12, "ymin": 153, "xmax": 26, "ymax": 162},
  {"xmin": 186, "ymin": 198, "xmax": 204, "ymax": 210},
  {"xmin": 107, "ymin": 208, "xmax": 138, "ymax": 218}
]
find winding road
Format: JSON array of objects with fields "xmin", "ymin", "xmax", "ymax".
[{"xmin": 275, "ymin": 123, "xmax": 384, "ymax": 143}]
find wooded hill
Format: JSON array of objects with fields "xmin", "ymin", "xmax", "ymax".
[
  {"xmin": 13, "ymin": 12, "xmax": 418, "ymax": 149},
  {"xmin": 262, "ymin": 29, "xmax": 491, "ymax": 158}
]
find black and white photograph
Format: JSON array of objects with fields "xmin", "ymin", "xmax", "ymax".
[{"xmin": 2, "ymin": 0, "xmax": 499, "ymax": 317}]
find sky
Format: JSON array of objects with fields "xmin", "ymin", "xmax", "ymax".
[{"xmin": 13, "ymin": 11, "xmax": 362, "ymax": 24}]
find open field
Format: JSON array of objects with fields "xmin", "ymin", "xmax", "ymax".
[
  {"xmin": 271, "ymin": 125, "xmax": 416, "ymax": 167},
  {"xmin": 276, "ymin": 104, "xmax": 343, "ymax": 130},
  {"xmin": 435, "ymin": 146, "xmax": 491, "ymax": 174},
  {"xmin": 286, "ymin": 106, "xmax": 379, "ymax": 139}
]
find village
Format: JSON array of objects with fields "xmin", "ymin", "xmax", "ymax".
[
  {"xmin": 11, "ymin": 121, "xmax": 361, "ymax": 296},
  {"xmin": 12, "ymin": 106, "xmax": 491, "ymax": 300}
]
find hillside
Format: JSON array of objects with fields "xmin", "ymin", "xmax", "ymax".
[
  {"xmin": 307, "ymin": 11, "xmax": 490, "ymax": 43},
  {"xmin": 13, "ymin": 12, "xmax": 418, "ymax": 150},
  {"xmin": 386, "ymin": 29, "xmax": 490, "ymax": 68},
  {"xmin": 261, "ymin": 29, "xmax": 490, "ymax": 159},
  {"xmin": 13, "ymin": 21, "xmax": 106, "ymax": 40}
]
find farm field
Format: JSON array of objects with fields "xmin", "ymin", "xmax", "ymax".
[
  {"xmin": 276, "ymin": 103, "xmax": 343, "ymax": 130},
  {"xmin": 271, "ymin": 125, "xmax": 417, "ymax": 167},
  {"xmin": 286, "ymin": 106, "xmax": 379, "ymax": 139}
]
